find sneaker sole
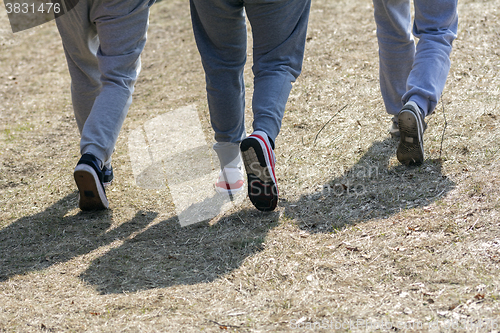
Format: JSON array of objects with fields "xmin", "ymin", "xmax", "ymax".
[
  {"xmin": 397, "ymin": 109, "xmax": 424, "ymax": 166},
  {"xmin": 74, "ymin": 164, "xmax": 109, "ymax": 210},
  {"xmin": 215, "ymin": 167, "xmax": 245, "ymax": 198},
  {"xmin": 215, "ymin": 185, "xmax": 245, "ymax": 194},
  {"xmin": 215, "ymin": 182, "xmax": 245, "ymax": 196},
  {"xmin": 241, "ymin": 137, "xmax": 278, "ymax": 212}
]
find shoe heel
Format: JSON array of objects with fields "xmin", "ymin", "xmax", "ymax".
[{"xmin": 74, "ymin": 164, "xmax": 109, "ymax": 210}]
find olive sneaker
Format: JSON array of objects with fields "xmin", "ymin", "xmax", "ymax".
[{"xmin": 396, "ymin": 101, "xmax": 427, "ymax": 166}]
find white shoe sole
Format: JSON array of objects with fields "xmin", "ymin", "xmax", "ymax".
[{"xmin": 74, "ymin": 164, "xmax": 109, "ymax": 210}]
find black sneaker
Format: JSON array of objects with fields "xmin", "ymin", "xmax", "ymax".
[
  {"xmin": 74, "ymin": 153, "xmax": 109, "ymax": 210},
  {"xmin": 397, "ymin": 101, "xmax": 427, "ymax": 166},
  {"xmin": 240, "ymin": 131, "xmax": 278, "ymax": 212},
  {"xmin": 103, "ymin": 165, "xmax": 114, "ymax": 187}
]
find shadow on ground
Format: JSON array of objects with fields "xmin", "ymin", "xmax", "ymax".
[
  {"xmin": 283, "ymin": 137, "xmax": 456, "ymax": 232},
  {"xmin": 0, "ymin": 137, "xmax": 454, "ymax": 294},
  {"xmin": 0, "ymin": 192, "xmax": 158, "ymax": 281},
  {"xmin": 78, "ymin": 139, "xmax": 454, "ymax": 294},
  {"xmin": 79, "ymin": 208, "xmax": 278, "ymax": 294},
  {"xmin": 0, "ymin": 191, "xmax": 278, "ymax": 294}
]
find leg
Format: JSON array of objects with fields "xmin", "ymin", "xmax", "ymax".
[
  {"xmin": 373, "ymin": 0, "xmax": 414, "ymax": 116},
  {"xmin": 246, "ymin": 0, "xmax": 311, "ymax": 143},
  {"xmin": 190, "ymin": 0, "xmax": 248, "ymax": 195},
  {"xmin": 240, "ymin": 0, "xmax": 310, "ymax": 211},
  {"xmin": 404, "ymin": 0, "xmax": 458, "ymax": 116},
  {"xmin": 56, "ymin": 0, "xmax": 152, "ymax": 165},
  {"xmin": 56, "ymin": 0, "xmax": 100, "ymax": 137},
  {"xmin": 79, "ymin": 0, "xmax": 152, "ymax": 165},
  {"xmin": 57, "ymin": 0, "xmax": 152, "ymax": 210},
  {"xmin": 190, "ymin": 0, "xmax": 247, "ymax": 146}
]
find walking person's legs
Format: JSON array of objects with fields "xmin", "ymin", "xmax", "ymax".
[
  {"xmin": 240, "ymin": 0, "xmax": 311, "ymax": 211},
  {"xmin": 372, "ymin": 0, "xmax": 457, "ymax": 165},
  {"xmin": 397, "ymin": 0, "xmax": 457, "ymax": 165},
  {"xmin": 190, "ymin": 0, "xmax": 247, "ymax": 195},
  {"xmin": 404, "ymin": 0, "xmax": 458, "ymax": 117},
  {"xmin": 373, "ymin": 0, "xmax": 414, "ymax": 117},
  {"xmin": 57, "ymin": 0, "xmax": 153, "ymax": 209},
  {"xmin": 190, "ymin": 0, "xmax": 311, "ymax": 210}
]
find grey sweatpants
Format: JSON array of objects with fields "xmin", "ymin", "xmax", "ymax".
[
  {"xmin": 56, "ymin": 0, "xmax": 154, "ymax": 167},
  {"xmin": 373, "ymin": 0, "xmax": 458, "ymax": 117},
  {"xmin": 190, "ymin": 0, "xmax": 311, "ymax": 169}
]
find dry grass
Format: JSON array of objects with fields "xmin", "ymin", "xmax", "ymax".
[{"xmin": 1, "ymin": 0, "xmax": 499, "ymax": 332}]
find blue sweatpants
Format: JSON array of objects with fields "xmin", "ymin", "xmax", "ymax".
[
  {"xmin": 373, "ymin": 0, "xmax": 458, "ymax": 117},
  {"xmin": 190, "ymin": 0, "xmax": 311, "ymax": 148},
  {"xmin": 56, "ymin": 0, "xmax": 154, "ymax": 167}
]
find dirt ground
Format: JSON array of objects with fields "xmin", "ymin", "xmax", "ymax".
[{"xmin": 0, "ymin": 0, "xmax": 499, "ymax": 332}]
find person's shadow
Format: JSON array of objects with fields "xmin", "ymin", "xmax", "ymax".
[
  {"xmin": 0, "ymin": 192, "xmax": 158, "ymax": 281},
  {"xmin": 283, "ymin": 137, "xmax": 455, "ymax": 232},
  {"xmin": 78, "ymin": 139, "xmax": 454, "ymax": 294},
  {"xmin": 1, "ymin": 138, "xmax": 454, "ymax": 294},
  {"xmin": 0, "ymin": 190, "xmax": 279, "ymax": 294},
  {"xmin": 79, "ymin": 207, "xmax": 279, "ymax": 293}
]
